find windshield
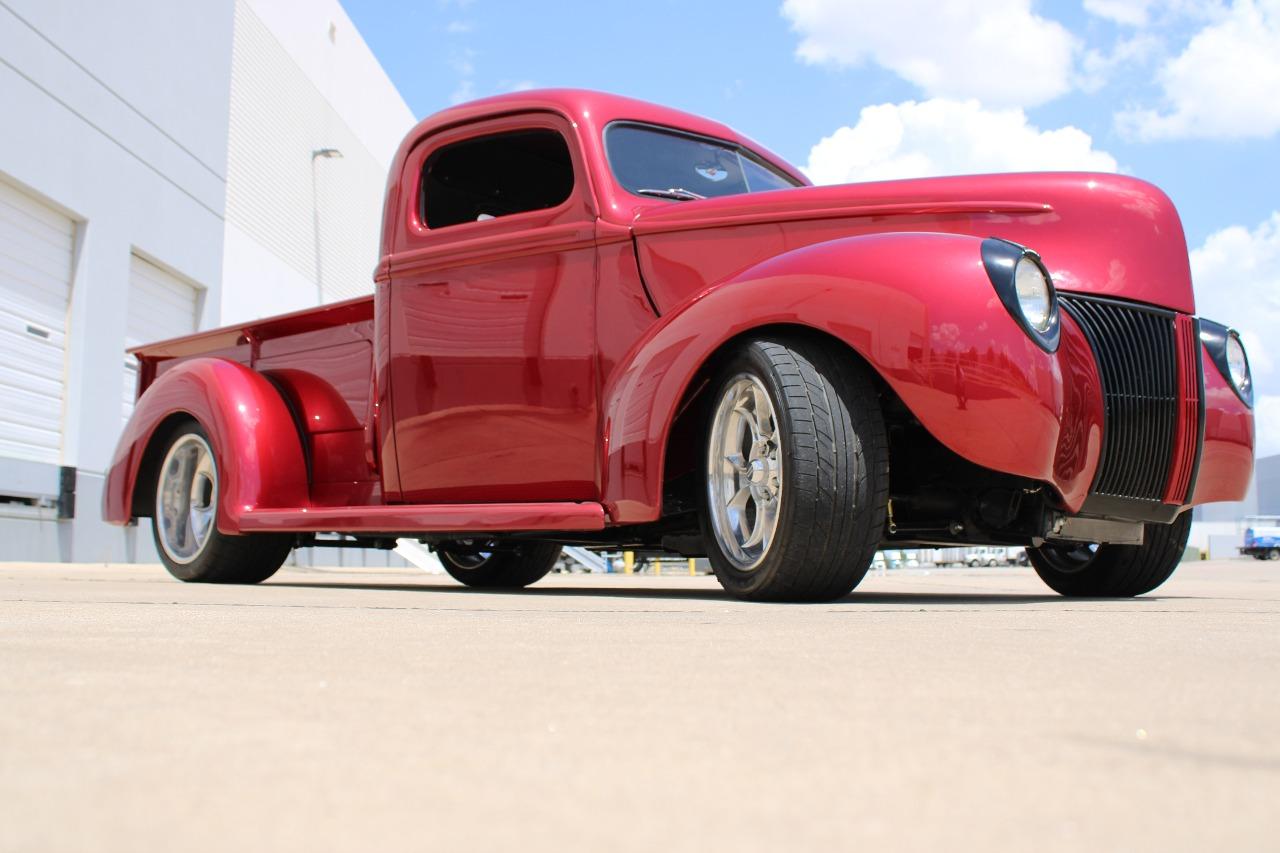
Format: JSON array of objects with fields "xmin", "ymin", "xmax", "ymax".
[{"xmin": 605, "ymin": 123, "xmax": 802, "ymax": 201}]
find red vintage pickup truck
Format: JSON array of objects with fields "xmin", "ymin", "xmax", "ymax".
[{"xmin": 105, "ymin": 89, "xmax": 1255, "ymax": 601}]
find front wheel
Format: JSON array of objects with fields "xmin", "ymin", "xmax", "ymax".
[
  {"xmin": 437, "ymin": 540, "xmax": 561, "ymax": 589},
  {"xmin": 1028, "ymin": 512, "xmax": 1192, "ymax": 597},
  {"xmin": 700, "ymin": 337, "xmax": 889, "ymax": 602},
  {"xmin": 151, "ymin": 422, "xmax": 293, "ymax": 583}
]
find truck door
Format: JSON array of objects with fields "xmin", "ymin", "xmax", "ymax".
[{"xmin": 385, "ymin": 114, "xmax": 599, "ymax": 503}]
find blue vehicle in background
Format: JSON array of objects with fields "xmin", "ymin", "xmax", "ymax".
[{"xmin": 1240, "ymin": 517, "xmax": 1280, "ymax": 561}]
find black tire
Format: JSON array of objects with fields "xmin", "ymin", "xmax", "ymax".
[
  {"xmin": 700, "ymin": 337, "xmax": 889, "ymax": 602},
  {"xmin": 437, "ymin": 540, "xmax": 561, "ymax": 589},
  {"xmin": 1269, "ymin": 550, "xmax": 1280, "ymax": 562},
  {"xmin": 1028, "ymin": 511, "xmax": 1192, "ymax": 597},
  {"xmin": 150, "ymin": 422, "xmax": 293, "ymax": 584}
]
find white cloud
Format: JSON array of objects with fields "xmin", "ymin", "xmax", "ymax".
[
  {"xmin": 1079, "ymin": 33, "xmax": 1160, "ymax": 92},
  {"xmin": 1190, "ymin": 212, "xmax": 1280, "ymax": 458},
  {"xmin": 1117, "ymin": 0, "xmax": 1280, "ymax": 140},
  {"xmin": 780, "ymin": 0, "xmax": 1077, "ymax": 107},
  {"xmin": 803, "ymin": 99, "xmax": 1118, "ymax": 185},
  {"xmin": 449, "ymin": 80, "xmax": 476, "ymax": 104},
  {"xmin": 1084, "ymin": 0, "xmax": 1157, "ymax": 26},
  {"xmin": 447, "ymin": 48, "xmax": 476, "ymax": 105}
]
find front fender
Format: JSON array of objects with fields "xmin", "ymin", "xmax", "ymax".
[
  {"xmin": 103, "ymin": 358, "xmax": 309, "ymax": 533},
  {"xmin": 600, "ymin": 232, "xmax": 1103, "ymax": 523}
]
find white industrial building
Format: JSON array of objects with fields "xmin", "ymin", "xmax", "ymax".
[{"xmin": 0, "ymin": 0, "xmax": 414, "ymax": 562}]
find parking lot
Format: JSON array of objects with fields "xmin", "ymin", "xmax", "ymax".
[{"xmin": 1, "ymin": 559, "xmax": 1276, "ymax": 851}]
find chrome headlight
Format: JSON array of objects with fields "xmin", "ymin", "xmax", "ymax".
[
  {"xmin": 1014, "ymin": 256, "xmax": 1053, "ymax": 333},
  {"xmin": 1201, "ymin": 319, "xmax": 1253, "ymax": 407},
  {"xmin": 981, "ymin": 238, "xmax": 1060, "ymax": 352}
]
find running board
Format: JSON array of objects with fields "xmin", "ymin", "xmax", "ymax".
[{"xmin": 237, "ymin": 502, "xmax": 607, "ymax": 534}]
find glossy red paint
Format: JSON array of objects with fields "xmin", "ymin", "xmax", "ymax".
[
  {"xmin": 627, "ymin": 174, "xmax": 1195, "ymax": 316},
  {"xmin": 106, "ymin": 88, "xmax": 1253, "ymax": 541},
  {"xmin": 593, "ymin": 230, "xmax": 660, "ymax": 382},
  {"xmin": 1164, "ymin": 315, "xmax": 1201, "ymax": 504},
  {"xmin": 258, "ymin": 336, "xmax": 379, "ymax": 502},
  {"xmin": 308, "ymin": 430, "xmax": 379, "ymax": 507},
  {"xmin": 103, "ymin": 358, "xmax": 309, "ymax": 531},
  {"xmin": 1052, "ymin": 314, "xmax": 1107, "ymax": 506},
  {"xmin": 1192, "ymin": 345, "xmax": 1255, "ymax": 505},
  {"xmin": 385, "ymin": 112, "xmax": 601, "ymax": 503},
  {"xmin": 236, "ymin": 501, "xmax": 606, "ymax": 534},
  {"xmin": 600, "ymin": 232, "xmax": 1106, "ymax": 522},
  {"xmin": 131, "ymin": 296, "xmax": 374, "ymax": 361}
]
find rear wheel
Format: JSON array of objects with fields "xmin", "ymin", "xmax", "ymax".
[
  {"xmin": 437, "ymin": 540, "xmax": 560, "ymax": 589},
  {"xmin": 1028, "ymin": 512, "xmax": 1192, "ymax": 597},
  {"xmin": 700, "ymin": 337, "xmax": 889, "ymax": 602},
  {"xmin": 151, "ymin": 422, "xmax": 293, "ymax": 584}
]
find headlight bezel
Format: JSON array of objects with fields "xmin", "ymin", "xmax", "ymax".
[
  {"xmin": 980, "ymin": 237, "xmax": 1061, "ymax": 353},
  {"xmin": 1200, "ymin": 319, "xmax": 1253, "ymax": 407}
]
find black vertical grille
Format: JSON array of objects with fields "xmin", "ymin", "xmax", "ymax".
[{"xmin": 1059, "ymin": 294, "xmax": 1179, "ymax": 502}]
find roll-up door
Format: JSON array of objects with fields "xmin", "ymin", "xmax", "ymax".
[
  {"xmin": 121, "ymin": 254, "xmax": 200, "ymax": 423},
  {"xmin": 0, "ymin": 177, "xmax": 74, "ymax": 466}
]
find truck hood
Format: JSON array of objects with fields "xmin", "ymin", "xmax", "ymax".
[{"xmin": 628, "ymin": 172, "xmax": 1196, "ymax": 315}]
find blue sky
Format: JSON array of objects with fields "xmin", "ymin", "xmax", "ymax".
[{"xmin": 344, "ymin": 0, "xmax": 1280, "ymax": 453}]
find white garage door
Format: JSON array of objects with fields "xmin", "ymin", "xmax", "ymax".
[
  {"xmin": 0, "ymin": 177, "xmax": 74, "ymax": 466},
  {"xmin": 121, "ymin": 254, "xmax": 200, "ymax": 423}
]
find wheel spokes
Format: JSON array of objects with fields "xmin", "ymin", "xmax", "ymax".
[
  {"xmin": 157, "ymin": 434, "xmax": 218, "ymax": 564},
  {"xmin": 753, "ymin": 492, "xmax": 778, "ymax": 551},
  {"xmin": 724, "ymin": 452, "xmax": 751, "ymax": 475},
  {"xmin": 750, "ymin": 384, "xmax": 776, "ymax": 442},
  {"xmin": 171, "ymin": 448, "xmax": 197, "ymax": 553},
  {"xmin": 707, "ymin": 374, "xmax": 784, "ymax": 571},
  {"xmin": 188, "ymin": 447, "xmax": 215, "ymax": 547}
]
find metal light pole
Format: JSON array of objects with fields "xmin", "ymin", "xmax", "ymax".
[{"xmin": 311, "ymin": 147, "xmax": 343, "ymax": 305}]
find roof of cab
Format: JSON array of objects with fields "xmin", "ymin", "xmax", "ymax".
[
  {"xmin": 404, "ymin": 88, "xmax": 736, "ymax": 144},
  {"xmin": 394, "ymin": 88, "xmax": 803, "ymax": 182}
]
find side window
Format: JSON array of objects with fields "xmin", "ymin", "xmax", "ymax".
[
  {"xmin": 740, "ymin": 156, "xmax": 798, "ymax": 193},
  {"xmin": 420, "ymin": 129, "xmax": 574, "ymax": 229}
]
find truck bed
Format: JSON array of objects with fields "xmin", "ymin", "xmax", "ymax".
[{"xmin": 132, "ymin": 295, "xmax": 381, "ymax": 507}]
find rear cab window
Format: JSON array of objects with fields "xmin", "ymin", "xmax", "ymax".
[{"xmin": 421, "ymin": 129, "xmax": 574, "ymax": 229}]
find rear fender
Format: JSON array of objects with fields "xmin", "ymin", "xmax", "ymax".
[
  {"xmin": 103, "ymin": 358, "xmax": 309, "ymax": 533},
  {"xmin": 600, "ymin": 232, "xmax": 1101, "ymax": 523}
]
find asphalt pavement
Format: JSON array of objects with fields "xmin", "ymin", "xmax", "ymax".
[{"xmin": 1, "ymin": 559, "xmax": 1277, "ymax": 852}]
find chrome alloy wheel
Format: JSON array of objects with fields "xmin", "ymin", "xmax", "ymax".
[
  {"xmin": 155, "ymin": 433, "xmax": 218, "ymax": 565},
  {"xmin": 706, "ymin": 374, "xmax": 783, "ymax": 571},
  {"xmin": 1035, "ymin": 542, "xmax": 1100, "ymax": 574},
  {"xmin": 441, "ymin": 540, "xmax": 495, "ymax": 570}
]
